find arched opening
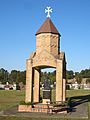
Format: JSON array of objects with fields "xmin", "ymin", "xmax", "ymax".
[
  {"xmin": 25, "ymin": 60, "xmax": 66, "ymax": 104},
  {"xmin": 40, "ymin": 68, "xmax": 56, "ymax": 103}
]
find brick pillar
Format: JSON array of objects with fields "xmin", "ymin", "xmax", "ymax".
[
  {"xmin": 25, "ymin": 60, "xmax": 33, "ymax": 103},
  {"xmin": 62, "ymin": 79, "xmax": 66, "ymax": 101},
  {"xmin": 56, "ymin": 60, "xmax": 63, "ymax": 102},
  {"xmin": 33, "ymin": 69, "xmax": 40, "ymax": 103}
]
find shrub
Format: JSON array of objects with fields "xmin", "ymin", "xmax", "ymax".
[{"xmin": 19, "ymin": 101, "xmax": 33, "ymax": 105}]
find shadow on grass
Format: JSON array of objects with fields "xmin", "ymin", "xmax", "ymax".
[{"xmin": 68, "ymin": 94, "xmax": 90, "ymax": 112}]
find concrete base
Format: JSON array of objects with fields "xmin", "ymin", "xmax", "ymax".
[
  {"xmin": 18, "ymin": 103, "xmax": 67, "ymax": 114},
  {"xmin": 43, "ymin": 99, "xmax": 50, "ymax": 104}
]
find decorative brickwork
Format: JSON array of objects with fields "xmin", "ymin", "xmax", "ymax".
[
  {"xmin": 25, "ymin": 18, "xmax": 66, "ymax": 106},
  {"xmin": 18, "ymin": 104, "xmax": 67, "ymax": 114}
]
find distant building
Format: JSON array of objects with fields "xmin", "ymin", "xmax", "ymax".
[
  {"xmin": 0, "ymin": 82, "xmax": 17, "ymax": 90},
  {"xmin": 0, "ymin": 84, "xmax": 4, "ymax": 90},
  {"xmin": 67, "ymin": 78, "xmax": 90, "ymax": 90},
  {"xmin": 71, "ymin": 82, "xmax": 79, "ymax": 89},
  {"xmin": 4, "ymin": 85, "xmax": 10, "ymax": 90}
]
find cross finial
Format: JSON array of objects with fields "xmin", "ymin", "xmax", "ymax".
[{"xmin": 45, "ymin": 6, "xmax": 53, "ymax": 18}]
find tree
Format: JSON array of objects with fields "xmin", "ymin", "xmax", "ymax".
[
  {"xmin": 41, "ymin": 72, "xmax": 47, "ymax": 84},
  {"xmin": 80, "ymin": 69, "xmax": 90, "ymax": 78},
  {"xmin": 48, "ymin": 71, "xmax": 56, "ymax": 84},
  {"xmin": 20, "ymin": 71, "xmax": 26, "ymax": 84},
  {"xmin": 0, "ymin": 68, "xmax": 5, "ymax": 82},
  {"xmin": 86, "ymin": 78, "xmax": 90, "ymax": 84},
  {"xmin": 9, "ymin": 70, "xmax": 26, "ymax": 84},
  {"xmin": 41, "ymin": 71, "xmax": 56, "ymax": 84},
  {"xmin": 66, "ymin": 70, "xmax": 74, "ymax": 79},
  {"xmin": 0, "ymin": 68, "xmax": 9, "ymax": 84},
  {"xmin": 9, "ymin": 70, "xmax": 18, "ymax": 83},
  {"xmin": 75, "ymin": 75, "xmax": 82, "ymax": 84},
  {"xmin": 17, "ymin": 71, "xmax": 26, "ymax": 84}
]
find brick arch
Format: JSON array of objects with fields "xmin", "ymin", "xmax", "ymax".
[{"xmin": 25, "ymin": 58, "xmax": 66, "ymax": 103}]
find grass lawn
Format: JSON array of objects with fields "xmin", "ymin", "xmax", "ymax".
[
  {"xmin": 67, "ymin": 89, "xmax": 90, "ymax": 98},
  {"xmin": 0, "ymin": 116, "xmax": 88, "ymax": 120},
  {"xmin": 0, "ymin": 89, "xmax": 90, "ymax": 120},
  {"xmin": 0, "ymin": 90, "xmax": 25, "ymax": 111}
]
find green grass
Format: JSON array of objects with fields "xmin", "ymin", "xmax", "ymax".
[
  {"xmin": 67, "ymin": 89, "xmax": 90, "ymax": 98},
  {"xmin": 0, "ymin": 89, "xmax": 90, "ymax": 120},
  {"xmin": 0, "ymin": 116, "xmax": 88, "ymax": 120},
  {"xmin": 0, "ymin": 90, "xmax": 25, "ymax": 110},
  {"xmin": 52, "ymin": 89, "xmax": 90, "ymax": 102}
]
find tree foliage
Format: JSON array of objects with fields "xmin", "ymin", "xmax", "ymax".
[
  {"xmin": 75, "ymin": 75, "xmax": 82, "ymax": 84},
  {"xmin": 0, "ymin": 68, "xmax": 9, "ymax": 84},
  {"xmin": 0, "ymin": 68, "xmax": 90, "ymax": 85},
  {"xmin": 0, "ymin": 68, "xmax": 26, "ymax": 84},
  {"xmin": 41, "ymin": 71, "xmax": 56, "ymax": 84},
  {"xmin": 79, "ymin": 69, "xmax": 90, "ymax": 78},
  {"xmin": 66, "ymin": 68, "xmax": 90, "ymax": 80},
  {"xmin": 66, "ymin": 70, "xmax": 74, "ymax": 79}
]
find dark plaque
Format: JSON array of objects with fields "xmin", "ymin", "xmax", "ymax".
[
  {"xmin": 43, "ymin": 79, "xmax": 51, "ymax": 99},
  {"xmin": 43, "ymin": 90, "xmax": 51, "ymax": 99}
]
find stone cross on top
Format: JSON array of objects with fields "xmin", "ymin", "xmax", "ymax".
[{"xmin": 45, "ymin": 6, "xmax": 52, "ymax": 18}]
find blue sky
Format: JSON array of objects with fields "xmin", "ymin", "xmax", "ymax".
[{"xmin": 0, "ymin": 0, "xmax": 90, "ymax": 72}]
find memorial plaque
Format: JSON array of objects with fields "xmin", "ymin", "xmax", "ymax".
[
  {"xmin": 43, "ymin": 90, "xmax": 51, "ymax": 99},
  {"xmin": 43, "ymin": 78, "xmax": 51, "ymax": 99}
]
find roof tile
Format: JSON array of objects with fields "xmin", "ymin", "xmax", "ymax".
[{"xmin": 36, "ymin": 18, "xmax": 60, "ymax": 36}]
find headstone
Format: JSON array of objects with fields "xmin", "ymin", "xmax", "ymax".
[
  {"xmin": 19, "ymin": 82, "xmax": 24, "ymax": 91},
  {"xmin": 13, "ymin": 83, "xmax": 16, "ymax": 90},
  {"xmin": 6, "ymin": 82, "xmax": 9, "ymax": 85},
  {"xmin": 43, "ymin": 78, "xmax": 51, "ymax": 104}
]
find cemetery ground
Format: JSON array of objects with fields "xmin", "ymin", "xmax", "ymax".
[{"xmin": 0, "ymin": 90, "xmax": 90, "ymax": 120}]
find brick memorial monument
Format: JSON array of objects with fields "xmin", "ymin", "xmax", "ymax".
[
  {"xmin": 19, "ymin": 7, "xmax": 67, "ymax": 113},
  {"xmin": 43, "ymin": 78, "xmax": 51, "ymax": 104}
]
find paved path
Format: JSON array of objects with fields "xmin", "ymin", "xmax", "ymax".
[
  {"xmin": 66, "ymin": 102, "xmax": 88, "ymax": 119},
  {"xmin": 1, "ymin": 102, "xmax": 88, "ymax": 119}
]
